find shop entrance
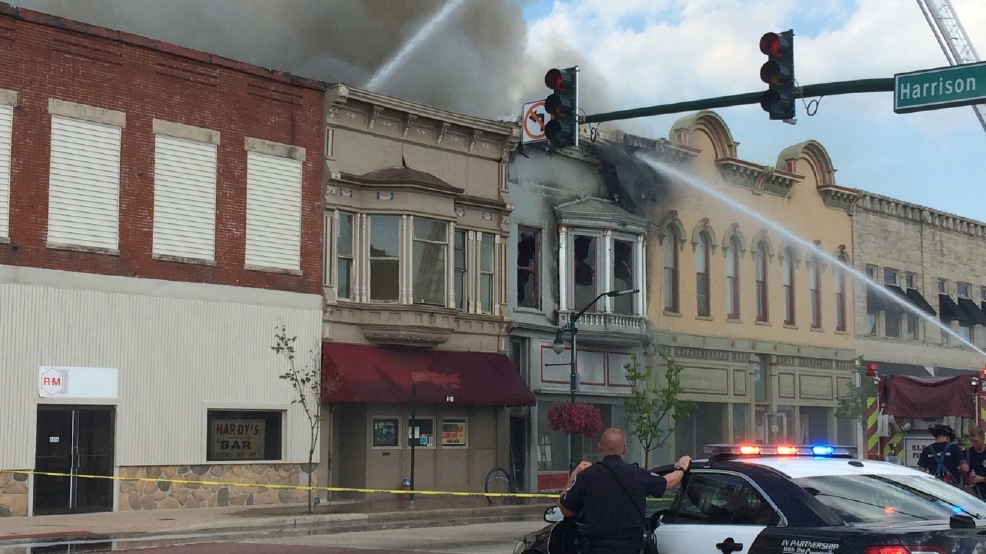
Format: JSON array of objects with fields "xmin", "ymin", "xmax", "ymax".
[{"xmin": 34, "ymin": 405, "xmax": 115, "ymax": 515}]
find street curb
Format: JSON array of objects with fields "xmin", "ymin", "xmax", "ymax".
[{"xmin": 0, "ymin": 503, "xmax": 553, "ymax": 547}]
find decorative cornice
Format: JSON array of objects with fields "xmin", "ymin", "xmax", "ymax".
[
  {"xmin": 716, "ymin": 158, "xmax": 800, "ymax": 197},
  {"xmin": 854, "ymin": 192, "xmax": 986, "ymax": 237},
  {"xmin": 818, "ymin": 185, "xmax": 859, "ymax": 212},
  {"xmin": 359, "ymin": 323, "xmax": 454, "ymax": 348}
]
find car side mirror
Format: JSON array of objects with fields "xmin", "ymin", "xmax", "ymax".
[{"xmin": 544, "ymin": 506, "xmax": 565, "ymax": 523}]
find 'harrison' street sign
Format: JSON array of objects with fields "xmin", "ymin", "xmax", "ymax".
[{"xmin": 894, "ymin": 62, "xmax": 986, "ymax": 114}]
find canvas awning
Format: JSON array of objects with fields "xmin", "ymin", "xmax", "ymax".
[
  {"xmin": 940, "ymin": 294, "xmax": 972, "ymax": 323},
  {"xmin": 320, "ymin": 343, "xmax": 536, "ymax": 406},
  {"xmin": 906, "ymin": 288, "xmax": 937, "ymax": 316},
  {"xmin": 881, "ymin": 374, "xmax": 976, "ymax": 418},
  {"xmin": 958, "ymin": 298, "xmax": 986, "ymax": 325}
]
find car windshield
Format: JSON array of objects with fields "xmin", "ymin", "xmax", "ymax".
[{"xmin": 795, "ymin": 473, "xmax": 986, "ymax": 524}]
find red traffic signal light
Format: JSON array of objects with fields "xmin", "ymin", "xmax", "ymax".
[
  {"xmin": 865, "ymin": 363, "xmax": 878, "ymax": 378},
  {"xmin": 542, "ymin": 66, "xmax": 578, "ymax": 148},
  {"xmin": 758, "ymin": 30, "xmax": 795, "ymax": 121}
]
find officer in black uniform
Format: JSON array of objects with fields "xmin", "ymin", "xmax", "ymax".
[
  {"xmin": 917, "ymin": 423, "xmax": 968, "ymax": 484},
  {"xmin": 558, "ymin": 428, "xmax": 691, "ymax": 554}
]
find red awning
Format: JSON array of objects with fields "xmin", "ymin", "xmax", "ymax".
[
  {"xmin": 321, "ymin": 343, "xmax": 536, "ymax": 407},
  {"xmin": 881, "ymin": 375, "xmax": 976, "ymax": 418}
]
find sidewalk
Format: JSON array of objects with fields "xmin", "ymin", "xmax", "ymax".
[{"xmin": 0, "ymin": 496, "xmax": 553, "ymax": 548}]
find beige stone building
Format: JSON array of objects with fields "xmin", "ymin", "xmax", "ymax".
[
  {"xmin": 851, "ymin": 192, "xmax": 986, "ymax": 381},
  {"xmin": 317, "ymin": 85, "xmax": 534, "ymax": 496},
  {"xmin": 640, "ymin": 111, "xmax": 860, "ymax": 461}
]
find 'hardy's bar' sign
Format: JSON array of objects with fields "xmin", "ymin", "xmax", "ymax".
[
  {"xmin": 212, "ymin": 420, "xmax": 265, "ymax": 460},
  {"xmin": 894, "ymin": 62, "xmax": 986, "ymax": 114}
]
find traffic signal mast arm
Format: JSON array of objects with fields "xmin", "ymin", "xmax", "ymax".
[{"xmin": 582, "ymin": 78, "xmax": 894, "ymax": 124}]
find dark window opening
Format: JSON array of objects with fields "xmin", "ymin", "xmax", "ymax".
[
  {"xmin": 573, "ymin": 235, "xmax": 597, "ymax": 310},
  {"xmin": 454, "ymin": 230, "xmax": 466, "ymax": 310},
  {"xmin": 696, "ymin": 232, "xmax": 710, "ymax": 317},
  {"xmin": 517, "ymin": 228, "xmax": 540, "ymax": 309},
  {"xmin": 613, "ymin": 239, "xmax": 634, "ymax": 314}
]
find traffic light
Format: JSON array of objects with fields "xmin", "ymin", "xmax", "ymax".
[
  {"xmin": 543, "ymin": 66, "xmax": 578, "ymax": 148},
  {"xmin": 759, "ymin": 30, "xmax": 795, "ymax": 121}
]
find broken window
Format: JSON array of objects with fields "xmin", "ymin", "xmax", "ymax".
[
  {"xmin": 412, "ymin": 217, "xmax": 447, "ymax": 306},
  {"xmin": 369, "ymin": 215, "xmax": 400, "ymax": 302},
  {"xmin": 517, "ymin": 227, "xmax": 540, "ymax": 309},
  {"xmin": 613, "ymin": 239, "xmax": 634, "ymax": 314},
  {"xmin": 573, "ymin": 235, "xmax": 597, "ymax": 310}
]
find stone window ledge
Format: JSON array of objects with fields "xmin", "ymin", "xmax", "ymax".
[
  {"xmin": 47, "ymin": 242, "xmax": 120, "ymax": 256},
  {"xmin": 245, "ymin": 264, "xmax": 303, "ymax": 276},
  {"xmin": 153, "ymin": 254, "xmax": 217, "ymax": 267},
  {"xmin": 755, "ymin": 320, "xmax": 771, "ymax": 326}
]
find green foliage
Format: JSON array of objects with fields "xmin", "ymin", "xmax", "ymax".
[
  {"xmin": 273, "ymin": 324, "xmax": 340, "ymax": 513},
  {"xmin": 834, "ymin": 363, "xmax": 878, "ymax": 422},
  {"xmin": 623, "ymin": 352, "xmax": 697, "ymax": 468}
]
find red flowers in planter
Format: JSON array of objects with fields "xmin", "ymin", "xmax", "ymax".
[{"xmin": 547, "ymin": 402, "xmax": 603, "ymax": 437}]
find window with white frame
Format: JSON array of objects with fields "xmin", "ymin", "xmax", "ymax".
[
  {"xmin": 572, "ymin": 234, "xmax": 598, "ymax": 311},
  {"xmin": 613, "ymin": 239, "xmax": 634, "ymax": 314},
  {"xmin": 336, "ymin": 212, "xmax": 355, "ymax": 299},
  {"xmin": 244, "ymin": 150, "xmax": 302, "ymax": 271},
  {"xmin": 0, "ymin": 102, "xmax": 11, "ymax": 239},
  {"xmin": 884, "ymin": 269, "xmax": 898, "ymax": 286},
  {"xmin": 454, "ymin": 230, "xmax": 467, "ymax": 310},
  {"xmin": 48, "ymin": 115, "xmax": 122, "ymax": 250},
  {"xmin": 906, "ymin": 273, "xmax": 916, "ymax": 290},
  {"xmin": 369, "ymin": 215, "xmax": 400, "ymax": 302},
  {"xmin": 480, "ymin": 233, "xmax": 495, "ymax": 314},
  {"xmin": 564, "ymin": 229, "xmax": 644, "ymax": 316},
  {"xmin": 152, "ymin": 132, "xmax": 217, "ymax": 261},
  {"xmin": 412, "ymin": 217, "xmax": 448, "ymax": 306},
  {"xmin": 958, "ymin": 282, "xmax": 971, "ymax": 299}
]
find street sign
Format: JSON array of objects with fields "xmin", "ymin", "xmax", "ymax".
[
  {"xmin": 894, "ymin": 61, "xmax": 986, "ymax": 114},
  {"xmin": 521, "ymin": 100, "xmax": 552, "ymax": 143}
]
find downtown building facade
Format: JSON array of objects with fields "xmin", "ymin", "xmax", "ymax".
[
  {"xmin": 0, "ymin": 4, "xmax": 324, "ymax": 517},
  {"xmin": 317, "ymin": 84, "xmax": 535, "ymax": 498}
]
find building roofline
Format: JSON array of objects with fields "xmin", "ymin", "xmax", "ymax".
[
  {"xmin": 325, "ymin": 84, "xmax": 520, "ymax": 141},
  {"xmin": 0, "ymin": 2, "xmax": 325, "ymax": 91},
  {"xmin": 855, "ymin": 191, "xmax": 986, "ymax": 237}
]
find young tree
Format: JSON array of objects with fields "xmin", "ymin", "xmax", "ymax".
[
  {"xmin": 623, "ymin": 352, "xmax": 697, "ymax": 468},
  {"xmin": 835, "ymin": 360, "xmax": 878, "ymax": 424},
  {"xmin": 273, "ymin": 324, "xmax": 339, "ymax": 514}
]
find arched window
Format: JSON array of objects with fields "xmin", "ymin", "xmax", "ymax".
[
  {"xmin": 754, "ymin": 241, "xmax": 768, "ymax": 322},
  {"xmin": 783, "ymin": 248, "xmax": 796, "ymax": 325},
  {"xmin": 726, "ymin": 236, "xmax": 740, "ymax": 319},
  {"xmin": 810, "ymin": 257, "xmax": 821, "ymax": 329},
  {"xmin": 696, "ymin": 232, "xmax": 710, "ymax": 316},
  {"xmin": 835, "ymin": 255, "xmax": 847, "ymax": 332},
  {"xmin": 663, "ymin": 227, "xmax": 679, "ymax": 312}
]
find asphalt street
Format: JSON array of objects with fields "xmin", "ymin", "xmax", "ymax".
[{"xmin": 109, "ymin": 520, "xmax": 547, "ymax": 554}]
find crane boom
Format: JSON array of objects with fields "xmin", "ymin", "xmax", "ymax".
[{"xmin": 915, "ymin": 0, "xmax": 986, "ymax": 134}]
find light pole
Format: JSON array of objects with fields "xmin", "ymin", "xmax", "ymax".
[{"xmin": 553, "ymin": 288, "xmax": 639, "ymax": 472}]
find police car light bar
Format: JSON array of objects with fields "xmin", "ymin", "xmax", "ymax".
[{"xmin": 703, "ymin": 444, "xmax": 856, "ymax": 458}]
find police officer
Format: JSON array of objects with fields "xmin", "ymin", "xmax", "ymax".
[
  {"xmin": 917, "ymin": 424, "xmax": 967, "ymax": 484},
  {"xmin": 558, "ymin": 428, "xmax": 690, "ymax": 554}
]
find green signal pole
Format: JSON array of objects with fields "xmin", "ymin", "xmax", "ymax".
[{"xmin": 582, "ymin": 78, "xmax": 894, "ymax": 124}]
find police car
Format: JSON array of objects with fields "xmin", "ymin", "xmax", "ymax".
[{"xmin": 515, "ymin": 444, "xmax": 986, "ymax": 554}]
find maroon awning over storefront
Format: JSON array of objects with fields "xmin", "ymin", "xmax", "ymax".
[
  {"xmin": 321, "ymin": 343, "xmax": 536, "ymax": 407},
  {"xmin": 881, "ymin": 374, "xmax": 976, "ymax": 418}
]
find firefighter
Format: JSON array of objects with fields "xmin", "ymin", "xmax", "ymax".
[{"xmin": 917, "ymin": 424, "xmax": 969, "ymax": 485}]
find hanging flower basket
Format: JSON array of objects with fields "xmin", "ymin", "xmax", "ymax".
[{"xmin": 547, "ymin": 402, "xmax": 604, "ymax": 437}]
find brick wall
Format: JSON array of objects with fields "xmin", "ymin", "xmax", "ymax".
[{"xmin": 0, "ymin": 4, "xmax": 323, "ymax": 294}]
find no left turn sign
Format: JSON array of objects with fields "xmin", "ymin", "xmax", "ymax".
[{"xmin": 522, "ymin": 100, "xmax": 552, "ymax": 144}]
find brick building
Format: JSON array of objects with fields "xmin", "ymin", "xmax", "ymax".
[{"xmin": 0, "ymin": 4, "xmax": 324, "ymax": 516}]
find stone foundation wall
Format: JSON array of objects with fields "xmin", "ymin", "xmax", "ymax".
[
  {"xmin": 119, "ymin": 464, "xmax": 316, "ymax": 511},
  {"xmin": 0, "ymin": 471, "xmax": 29, "ymax": 517}
]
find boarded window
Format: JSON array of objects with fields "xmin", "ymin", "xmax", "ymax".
[
  {"xmin": 48, "ymin": 115, "xmax": 122, "ymax": 250},
  {"xmin": 517, "ymin": 227, "xmax": 540, "ymax": 309},
  {"xmin": 412, "ymin": 217, "xmax": 447, "ymax": 306},
  {"xmin": 0, "ymin": 104, "xmax": 11, "ymax": 238},
  {"xmin": 613, "ymin": 239, "xmax": 634, "ymax": 314},
  {"xmin": 369, "ymin": 215, "xmax": 400, "ymax": 302},
  {"xmin": 152, "ymin": 134, "xmax": 217, "ymax": 261},
  {"xmin": 244, "ymin": 151, "xmax": 302, "ymax": 271}
]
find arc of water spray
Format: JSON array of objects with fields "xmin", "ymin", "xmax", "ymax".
[
  {"xmin": 365, "ymin": 0, "xmax": 471, "ymax": 91},
  {"xmin": 637, "ymin": 152, "xmax": 986, "ymax": 360}
]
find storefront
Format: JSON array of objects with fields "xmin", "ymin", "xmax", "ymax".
[{"xmin": 322, "ymin": 343, "xmax": 536, "ymax": 495}]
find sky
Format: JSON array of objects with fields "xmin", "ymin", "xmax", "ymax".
[
  {"xmin": 518, "ymin": 0, "xmax": 986, "ymax": 221},
  {"xmin": 9, "ymin": 0, "xmax": 984, "ymax": 222}
]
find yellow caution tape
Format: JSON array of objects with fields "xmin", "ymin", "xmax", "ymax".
[{"xmin": 2, "ymin": 469, "xmax": 559, "ymax": 499}]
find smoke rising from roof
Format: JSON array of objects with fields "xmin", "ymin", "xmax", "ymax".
[{"xmin": 12, "ymin": 0, "xmax": 532, "ymax": 119}]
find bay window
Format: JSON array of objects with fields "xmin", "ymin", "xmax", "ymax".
[
  {"xmin": 454, "ymin": 230, "xmax": 467, "ymax": 310},
  {"xmin": 613, "ymin": 239, "xmax": 634, "ymax": 314},
  {"xmin": 573, "ymin": 235, "xmax": 598, "ymax": 310},
  {"xmin": 369, "ymin": 215, "xmax": 400, "ymax": 302},
  {"xmin": 337, "ymin": 212, "xmax": 354, "ymax": 300},
  {"xmin": 480, "ymin": 233, "xmax": 494, "ymax": 314},
  {"xmin": 412, "ymin": 217, "xmax": 448, "ymax": 306}
]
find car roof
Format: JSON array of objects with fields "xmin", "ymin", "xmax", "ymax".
[{"xmin": 729, "ymin": 456, "xmax": 929, "ymax": 479}]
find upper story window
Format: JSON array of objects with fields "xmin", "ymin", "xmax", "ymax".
[
  {"xmin": 835, "ymin": 256, "xmax": 847, "ymax": 332},
  {"xmin": 369, "ymin": 215, "xmax": 401, "ymax": 302},
  {"xmin": 412, "ymin": 217, "xmax": 448, "ymax": 306},
  {"xmin": 958, "ymin": 282, "xmax": 971, "ymax": 299},
  {"xmin": 938, "ymin": 279, "xmax": 948, "ymax": 295},
  {"xmin": 810, "ymin": 258, "xmax": 821, "ymax": 329},
  {"xmin": 516, "ymin": 227, "xmax": 540, "ymax": 309},
  {"xmin": 754, "ymin": 241, "xmax": 769, "ymax": 322},
  {"xmin": 664, "ymin": 227, "xmax": 680, "ymax": 313},
  {"xmin": 726, "ymin": 237, "xmax": 740, "ymax": 319},
  {"xmin": 981, "ymin": 287, "xmax": 986, "ymax": 302},
  {"xmin": 782, "ymin": 249, "xmax": 795, "ymax": 326},
  {"xmin": 572, "ymin": 234, "xmax": 598, "ymax": 311},
  {"xmin": 480, "ymin": 234, "xmax": 495, "ymax": 314},
  {"xmin": 454, "ymin": 230, "xmax": 467, "ymax": 310},
  {"xmin": 865, "ymin": 265, "xmax": 876, "ymax": 281},
  {"xmin": 884, "ymin": 269, "xmax": 898, "ymax": 286},
  {"xmin": 696, "ymin": 232, "xmax": 711, "ymax": 317},
  {"xmin": 613, "ymin": 239, "xmax": 634, "ymax": 315},
  {"xmin": 337, "ymin": 212, "xmax": 355, "ymax": 300},
  {"xmin": 906, "ymin": 273, "xmax": 916, "ymax": 289}
]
